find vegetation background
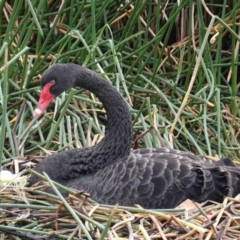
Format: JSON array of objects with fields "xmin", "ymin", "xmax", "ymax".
[{"xmin": 0, "ymin": 0, "xmax": 240, "ymax": 238}]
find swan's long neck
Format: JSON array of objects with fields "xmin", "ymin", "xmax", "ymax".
[{"xmin": 70, "ymin": 64, "xmax": 132, "ymax": 171}]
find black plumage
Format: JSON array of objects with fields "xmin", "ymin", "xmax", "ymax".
[{"xmin": 29, "ymin": 64, "xmax": 240, "ymax": 208}]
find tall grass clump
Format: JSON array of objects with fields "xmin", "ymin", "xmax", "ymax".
[{"xmin": 1, "ymin": 1, "xmax": 239, "ymax": 164}]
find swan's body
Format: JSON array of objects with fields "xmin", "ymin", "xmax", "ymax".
[{"xmin": 30, "ymin": 64, "xmax": 240, "ymax": 208}]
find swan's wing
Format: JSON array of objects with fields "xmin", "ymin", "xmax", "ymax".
[{"xmin": 70, "ymin": 148, "xmax": 240, "ymax": 209}]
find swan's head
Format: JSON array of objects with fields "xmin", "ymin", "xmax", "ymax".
[{"xmin": 33, "ymin": 64, "xmax": 74, "ymax": 117}]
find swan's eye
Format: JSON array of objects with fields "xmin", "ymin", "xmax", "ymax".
[{"xmin": 50, "ymin": 80, "xmax": 55, "ymax": 85}]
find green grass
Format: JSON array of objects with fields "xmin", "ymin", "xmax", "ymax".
[
  {"xmin": 0, "ymin": 0, "xmax": 240, "ymax": 238},
  {"xmin": 1, "ymin": 1, "xmax": 240, "ymax": 168}
]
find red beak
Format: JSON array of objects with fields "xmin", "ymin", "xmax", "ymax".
[{"xmin": 33, "ymin": 83, "xmax": 54, "ymax": 118}]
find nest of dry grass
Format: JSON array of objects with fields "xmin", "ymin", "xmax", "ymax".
[{"xmin": 0, "ymin": 176, "xmax": 240, "ymax": 240}]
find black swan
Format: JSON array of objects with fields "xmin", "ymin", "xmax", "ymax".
[{"xmin": 29, "ymin": 63, "xmax": 240, "ymax": 209}]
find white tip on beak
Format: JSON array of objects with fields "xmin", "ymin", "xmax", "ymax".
[{"xmin": 33, "ymin": 108, "xmax": 43, "ymax": 118}]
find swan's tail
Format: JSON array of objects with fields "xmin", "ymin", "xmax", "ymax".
[{"xmin": 183, "ymin": 158, "xmax": 240, "ymax": 203}]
